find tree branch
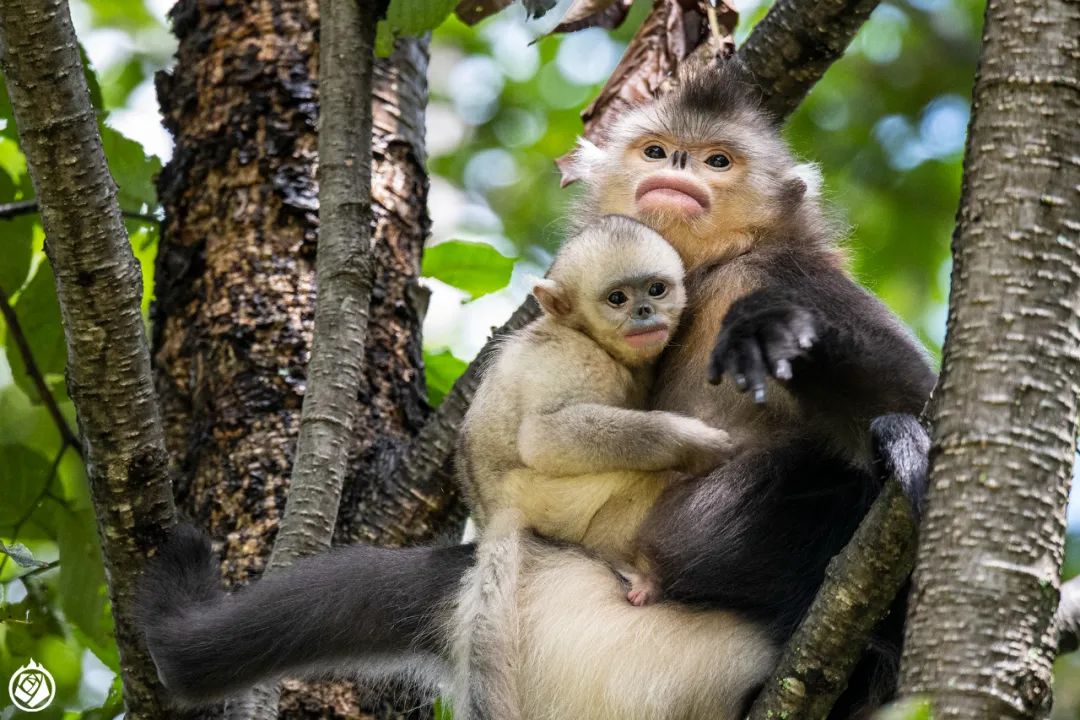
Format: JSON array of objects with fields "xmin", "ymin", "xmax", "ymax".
[
  {"xmin": 238, "ymin": 1, "xmax": 384, "ymax": 718},
  {"xmin": 736, "ymin": 0, "xmax": 881, "ymax": 120},
  {"xmin": 0, "ymin": 198, "xmax": 160, "ymax": 223},
  {"xmin": 0, "ymin": 284, "xmax": 83, "ymax": 458},
  {"xmin": 747, "ymin": 479, "xmax": 918, "ymax": 719},
  {"xmin": 402, "ymin": 0, "xmax": 883, "ymax": 499},
  {"xmin": 0, "ymin": 2, "xmax": 176, "ymax": 717}
]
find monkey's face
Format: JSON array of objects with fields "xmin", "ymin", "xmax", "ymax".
[
  {"xmin": 539, "ymin": 216, "xmax": 687, "ymax": 366},
  {"xmin": 573, "ymin": 65, "xmax": 812, "ymax": 269},
  {"xmin": 589, "ymin": 127, "xmax": 781, "ymax": 267},
  {"xmin": 580, "ymin": 271, "xmax": 686, "ymax": 365}
]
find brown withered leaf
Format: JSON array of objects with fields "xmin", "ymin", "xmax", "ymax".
[
  {"xmin": 454, "ymin": 0, "xmax": 516, "ymax": 26},
  {"xmin": 552, "ymin": 0, "xmax": 634, "ymax": 33},
  {"xmin": 555, "ymin": 0, "xmax": 737, "ymax": 186}
]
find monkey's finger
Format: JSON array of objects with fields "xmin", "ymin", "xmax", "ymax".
[
  {"xmin": 708, "ymin": 333, "xmax": 733, "ymax": 384},
  {"xmin": 757, "ymin": 323, "xmax": 803, "ymax": 379},
  {"xmin": 729, "ymin": 338, "xmax": 767, "ymax": 403}
]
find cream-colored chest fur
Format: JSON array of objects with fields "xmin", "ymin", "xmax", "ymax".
[{"xmin": 461, "ymin": 320, "xmax": 663, "ymax": 558}]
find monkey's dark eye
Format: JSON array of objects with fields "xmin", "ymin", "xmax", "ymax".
[
  {"xmin": 608, "ymin": 290, "xmax": 628, "ymax": 306},
  {"xmin": 648, "ymin": 282, "xmax": 667, "ymax": 298},
  {"xmin": 706, "ymin": 153, "xmax": 732, "ymax": 170},
  {"xmin": 643, "ymin": 145, "xmax": 667, "ymax": 160}
]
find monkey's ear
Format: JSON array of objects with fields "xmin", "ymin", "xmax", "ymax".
[
  {"xmin": 531, "ymin": 277, "xmax": 573, "ymax": 318},
  {"xmin": 790, "ymin": 163, "xmax": 823, "ymax": 198},
  {"xmin": 567, "ymin": 138, "xmax": 606, "ymax": 183}
]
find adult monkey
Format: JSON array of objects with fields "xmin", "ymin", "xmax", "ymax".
[{"xmin": 139, "ymin": 60, "xmax": 934, "ymax": 719}]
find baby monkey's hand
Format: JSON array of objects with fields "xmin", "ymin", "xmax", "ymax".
[{"xmin": 672, "ymin": 417, "xmax": 735, "ymax": 476}]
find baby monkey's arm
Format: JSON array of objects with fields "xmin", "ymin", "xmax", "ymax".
[{"xmin": 518, "ymin": 404, "xmax": 734, "ymax": 477}]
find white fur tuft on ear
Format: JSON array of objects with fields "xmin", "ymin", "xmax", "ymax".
[
  {"xmin": 530, "ymin": 276, "xmax": 571, "ymax": 317},
  {"xmin": 791, "ymin": 162, "xmax": 823, "ymax": 198},
  {"xmin": 569, "ymin": 138, "xmax": 605, "ymax": 182}
]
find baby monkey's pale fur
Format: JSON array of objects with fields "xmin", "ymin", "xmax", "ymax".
[
  {"xmin": 453, "ymin": 216, "xmax": 741, "ymax": 719},
  {"xmin": 460, "ymin": 215, "xmax": 732, "ymax": 561}
]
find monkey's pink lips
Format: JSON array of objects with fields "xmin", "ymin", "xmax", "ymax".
[
  {"xmin": 624, "ymin": 326, "xmax": 670, "ymax": 348},
  {"xmin": 635, "ymin": 176, "xmax": 711, "ymax": 217}
]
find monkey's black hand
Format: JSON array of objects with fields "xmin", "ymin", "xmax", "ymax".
[{"xmin": 707, "ymin": 294, "xmax": 818, "ymax": 403}]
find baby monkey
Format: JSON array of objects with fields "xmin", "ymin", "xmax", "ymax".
[{"xmin": 459, "ymin": 214, "xmax": 733, "ymax": 605}]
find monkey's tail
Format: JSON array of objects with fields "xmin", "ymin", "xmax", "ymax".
[
  {"xmin": 450, "ymin": 510, "xmax": 526, "ymax": 720},
  {"xmin": 869, "ymin": 412, "xmax": 930, "ymax": 517},
  {"xmin": 136, "ymin": 524, "xmax": 474, "ymax": 707}
]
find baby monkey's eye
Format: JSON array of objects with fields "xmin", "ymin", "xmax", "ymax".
[
  {"xmin": 643, "ymin": 145, "xmax": 667, "ymax": 160},
  {"xmin": 706, "ymin": 153, "xmax": 732, "ymax": 170},
  {"xmin": 648, "ymin": 282, "xmax": 667, "ymax": 298},
  {"xmin": 608, "ymin": 290, "xmax": 629, "ymax": 306}
]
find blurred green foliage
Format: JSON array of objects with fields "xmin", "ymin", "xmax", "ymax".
[{"xmin": 0, "ymin": 0, "xmax": 1077, "ymax": 717}]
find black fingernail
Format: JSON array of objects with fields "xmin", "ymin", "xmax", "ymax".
[
  {"xmin": 798, "ymin": 334, "xmax": 813, "ymax": 349},
  {"xmin": 735, "ymin": 374, "xmax": 748, "ymax": 390},
  {"xmin": 775, "ymin": 359, "xmax": 792, "ymax": 380},
  {"xmin": 753, "ymin": 387, "xmax": 766, "ymax": 404}
]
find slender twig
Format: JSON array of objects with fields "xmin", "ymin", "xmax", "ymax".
[
  {"xmin": 0, "ymin": 198, "xmax": 159, "ymax": 224},
  {"xmin": 0, "ymin": 445, "xmax": 66, "ymax": 578},
  {"xmin": 0, "ymin": 284, "xmax": 83, "ymax": 458}
]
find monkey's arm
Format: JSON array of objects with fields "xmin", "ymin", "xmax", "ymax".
[
  {"xmin": 136, "ymin": 525, "xmax": 472, "ymax": 706},
  {"xmin": 518, "ymin": 404, "xmax": 733, "ymax": 477},
  {"xmin": 709, "ymin": 254, "xmax": 936, "ymax": 427}
]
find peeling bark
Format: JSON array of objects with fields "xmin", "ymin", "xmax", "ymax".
[
  {"xmin": 897, "ymin": 0, "xmax": 1080, "ymax": 714},
  {"xmin": 0, "ymin": 1, "xmax": 176, "ymax": 717}
]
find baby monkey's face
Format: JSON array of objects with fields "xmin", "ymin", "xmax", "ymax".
[{"xmin": 581, "ymin": 270, "xmax": 685, "ymax": 364}]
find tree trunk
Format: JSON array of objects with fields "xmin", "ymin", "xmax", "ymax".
[
  {"xmin": 897, "ymin": 0, "xmax": 1080, "ymax": 714},
  {"xmin": 0, "ymin": 1, "xmax": 176, "ymax": 718},
  {"xmin": 153, "ymin": 0, "xmax": 451, "ymax": 715}
]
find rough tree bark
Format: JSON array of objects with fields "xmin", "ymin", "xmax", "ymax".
[
  {"xmin": 0, "ymin": 1, "xmax": 176, "ymax": 718},
  {"xmin": 239, "ymin": 1, "xmax": 382, "ymax": 717},
  {"xmin": 152, "ymin": 0, "xmax": 448, "ymax": 715},
  {"xmin": 897, "ymin": 0, "xmax": 1080, "ymax": 714}
]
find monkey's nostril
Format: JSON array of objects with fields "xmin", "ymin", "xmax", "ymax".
[{"xmin": 637, "ymin": 305, "xmax": 653, "ymax": 318}]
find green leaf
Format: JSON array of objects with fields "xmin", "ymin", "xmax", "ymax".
[
  {"xmin": 100, "ymin": 125, "xmax": 161, "ymax": 211},
  {"xmin": 4, "ymin": 261, "xmax": 66, "ymax": 404},
  {"xmin": 78, "ymin": 44, "xmax": 105, "ymax": 113},
  {"xmin": 80, "ymin": 676, "xmax": 125, "ymax": 719},
  {"xmin": 84, "ymin": 0, "xmax": 160, "ymax": 32},
  {"xmin": 877, "ymin": 698, "xmax": 933, "ymax": 720},
  {"xmin": 421, "ymin": 240, "xmax": 515, "ymax": 300},
  {"xmin": 58, "ymin": 510, "xmax": 109, "ymax": 648},
  {"xmin": 101, "ymin": 57, "xmax": 147, "ymax": 110},
  {"xmin": 0, "ymin": 205, "xmax": 35, "ymax": 294},
  {"xmin": 378, "ymin": 0, "xmax": 459, "ymax": 54},
  {"xmin": 0, "ymin": 444, "xmax": 51, "ymax": 527},
  {"xmin": 424, "ymin": 349, "xmax": 468, "ymax": 406}
]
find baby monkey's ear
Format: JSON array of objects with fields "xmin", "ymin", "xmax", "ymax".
[{"xmin": 531, "ymin": 277, "xmax": 573, "ymax": 318}]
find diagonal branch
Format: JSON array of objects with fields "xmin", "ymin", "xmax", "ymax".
[
  {"xmin": 0, "ymin": 1, "xmax": 177, "ymax": 717},
  {"xmin": 747, "ymin": 478, "xmax": 918, "ymax": 719},
  {"xmin": 240, "ymin": 1, "xmax": 385, "ymax": 718},
  {"xmin": 402, "ymin": 0, "xmax": 884, "ymax": 493},
  {"xmin": 0, "ymin": 198, "xmax": 160, "ymax": 224},
  {"xmin": 0, "ymin": 284, "xmax": 84, "ymax": 458},
  {"xmin": 736, "ymin": 0, "xmax": 882, "ymax": 120}
]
